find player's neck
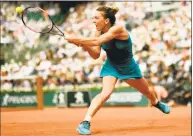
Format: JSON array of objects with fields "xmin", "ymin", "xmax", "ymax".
[{"xmin": 102, "ymin": 23, "xmax": 111, "ymax": 33}]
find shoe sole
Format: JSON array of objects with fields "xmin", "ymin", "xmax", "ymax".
[{"xmin": 76, "ymin": 128, "xmax": 91, "ymax": 135}]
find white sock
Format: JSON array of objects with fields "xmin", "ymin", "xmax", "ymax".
[{"xmin": 84, "ymin": 113, "xmax": 92, "ymax": 122}]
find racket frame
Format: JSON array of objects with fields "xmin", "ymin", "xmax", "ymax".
[{"xmin": 21, "ymin": 6, "xmax": 65, "ymax": 37}]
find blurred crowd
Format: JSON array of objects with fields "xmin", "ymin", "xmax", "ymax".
[{"xmin": 1, "ymin": 2, "xmax": 191, "ymax": 105}]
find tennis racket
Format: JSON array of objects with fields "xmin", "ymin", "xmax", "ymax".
[{"xmin": 21, "ymin": 7, "xmax": 65, "ymax": 37}]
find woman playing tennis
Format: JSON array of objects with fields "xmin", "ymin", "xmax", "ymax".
[{"xmin": 65, "ymin": 5, "xmax": 170, "ymax": 135}]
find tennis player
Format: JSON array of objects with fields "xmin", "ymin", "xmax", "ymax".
[{"xmin": 65, "ymin": 5, "xmax": 171, "ymax": 135}]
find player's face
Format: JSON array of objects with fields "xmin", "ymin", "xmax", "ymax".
[{"xmin": 93, "ymin": 11, "xmax": 107, "ymax": 31}]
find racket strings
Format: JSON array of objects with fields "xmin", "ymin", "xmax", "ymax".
[{"xmin": 23, "ymin": 7, "xmax": 53, "ymax": 33}]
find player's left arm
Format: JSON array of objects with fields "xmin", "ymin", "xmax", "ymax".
[{"xmin": 65, "ymin": 25, "xmax": 124, "ymax": 47}]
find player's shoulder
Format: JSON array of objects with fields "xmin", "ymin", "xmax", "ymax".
[{"xmin": 110, "ymin": 24, "xmax": 125, "ymax": 32}]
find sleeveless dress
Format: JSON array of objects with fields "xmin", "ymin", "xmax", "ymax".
[{"xmin": 100, "ymin": 36, "xmax": 142, "ymax": 79}]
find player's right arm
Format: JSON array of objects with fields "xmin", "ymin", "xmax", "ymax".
[{"xmin": 81, "ymin": 30, "xmax": 101, "ymax": 60}]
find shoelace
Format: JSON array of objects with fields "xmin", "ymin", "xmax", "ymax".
[{"xmin": 81, "ymin": 121, "xmax": 90, "ymax": 129}]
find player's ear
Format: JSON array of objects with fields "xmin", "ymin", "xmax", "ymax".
[{"xmin": 105, "ymin": 18, "xmax": 110, "ymax": 24}]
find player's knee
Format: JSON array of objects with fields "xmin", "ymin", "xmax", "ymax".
[{"xmin": 100, "ymin": 91, "xmax": 112, "ymax": 102}]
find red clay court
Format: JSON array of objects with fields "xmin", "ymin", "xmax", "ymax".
[{"xmin": 1, "ymin": 106, "xmax": 191, "ymax": 136}]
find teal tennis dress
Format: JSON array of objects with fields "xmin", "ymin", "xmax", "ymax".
[{"xmin": 100, "ymin": 35, "xmax": 142, "ymax": 79}]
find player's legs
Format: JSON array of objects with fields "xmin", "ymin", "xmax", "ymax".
[
  {"xmin": 77, "ymin": 76, "xmax": 117, "ymax": 135},
  {"xmin": 86, "ymin": 76, "xmax": 117, "ymax": 118},
  {"xmin": 124, "ymin": 77, "xmax": 158, "ymax": 104},
  {"xmin": 124, "ymin": 77, "xmax": 170, "ymax": 114}
]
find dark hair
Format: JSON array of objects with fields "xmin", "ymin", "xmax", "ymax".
[{"xmin": 96, "ymin": 5, "xmax": 119, "ymax": 25}]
